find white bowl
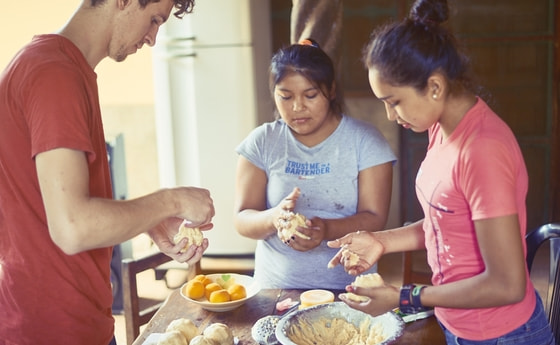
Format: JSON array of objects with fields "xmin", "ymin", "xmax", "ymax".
[
  {"xmin": 275, "ymin": 302, "xmax": 405, "ymax": 345},
  {"xmin": 180, "ymin": 273, "xmax": 261, "ymax": 312}
]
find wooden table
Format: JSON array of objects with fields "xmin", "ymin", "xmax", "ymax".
[{"xmin": 132, "ymin": 289, "xmax": 446, "ymax": 345}]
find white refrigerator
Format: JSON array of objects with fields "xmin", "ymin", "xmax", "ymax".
[{"xmin": 151, "ymin": 0, "xmax": 272, "ymax": 255}]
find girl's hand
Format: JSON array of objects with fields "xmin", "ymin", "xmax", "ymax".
[
  {"xmin": 339, "ymin": 284, "xmax": 400, "ymax": 317},
  {"xmin": 273, "ymin": 187, "xmax": 300, "ymax": 230},
  {"xmin": 287, "ymin": 217, "xmax": 324, "ymax": 251},
  {"xmin": 327, "ymin": 230, "xmax": 383, "ymax": 275}
]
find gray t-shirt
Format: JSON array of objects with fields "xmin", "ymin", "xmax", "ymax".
[{"xmin": 236, "ymin": 115, "xmax": 397, "ymax": 289}]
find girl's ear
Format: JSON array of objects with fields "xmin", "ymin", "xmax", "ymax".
[
  {"xmin": 427, "ymin": 73, "xmax": 446, "ymax": 100},
  {"xmin": 329, "ymin": 82, "xmax": 337, "ymax": 100}
]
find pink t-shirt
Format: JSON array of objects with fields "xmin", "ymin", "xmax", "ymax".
[
  {"xmin": 416, "ymin": 98, "xmax": 535, "ymax": 340},
  {"xmin": 0, "ymin": 35, "xmax": 114, "ymax": 344}
]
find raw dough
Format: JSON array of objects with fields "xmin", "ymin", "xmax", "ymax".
[
  {"xmin": 327, "ymin": 248, "xmax": 359, "ymax": 269},
  {"xmin": 277, "ymin": 211, "xmax": 311, "ymax": 242},
  {"xmin": 354, "ymin": 273, "xmax": 384, "ymax": 288},
  {"xmin": 165, "ymin": 318, "xmax": 199, "ymax": 343},
  {"xmin": 342, "ymin": 248, "xmax": 359, "ymax": 266},
  {"xmin": 157, "ymin": 330, "xmax": 188, "ymax": 345},
  {"xmin": 173, "ymin": 221, "xmax": 204, "ymax": 253},
  {"xmin": 189, "ymin": 335, "xmax": 216, "ymax": 345},
  {"xmin": 202, "ymin": 323, "xmax": 234, "ymax": 345},
  {"xmin": 287, "ymin": 317, "xmax": 385, "ymax": 345},
  {"xmin": 344, "ymin": 273, "xmax": 385, "ymax": 303}
]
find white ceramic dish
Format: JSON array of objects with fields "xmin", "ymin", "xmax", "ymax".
[
  {"xmin": 180, "ymin": 273, "xmax": 261, "ymax": 312},
  {"xmin": 275, "ymin": 301, "xmax": 405, "ymax": 345}
]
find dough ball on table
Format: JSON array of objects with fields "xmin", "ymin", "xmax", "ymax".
[
  {"xmin": 189, "ymin": 335, "xmax": 217, "ymax": 345},
  {"xmin": 343, "ymin": 273, "xmax": 385, "ymax": 303},
  {"xmin": 173, "ymin": 221, "xmax": 204, "ymax": 253},
  {"xmin": 157, "ymin": 330, "xmax": 188, "ymax": 345},
  {"xmin": 165, "ymin": 318, "xmax": 199, "ymax": 343},
  {"xmin": 203, "ymin": 323, "xmax": 234, "ymax": 345}
]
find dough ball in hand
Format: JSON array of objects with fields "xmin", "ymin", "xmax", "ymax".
[
  {"xmin": 354, "ymin": 273, "xmax": 385, "ymax": 288},
  {"xmin": 157, "ymin": 330, "xmax": 188, "ymax": 345},
  {"xmin": 173, "ymin": 221, "xmax": 204, "ymax": 253},
  {"xmin": 202, "ymin": 323, "xmax": 234, "ymax": 345},
  {"xmin": 277, "ymin": 211, "xmax": 311, "ymax": 242},
  {"xmin": 165, "ymin": 318, "xmax": 199, "ymax": 343},
  {"xmin": 343, "ymin": 273, "xmax": 385, "ymax": 303},
  {"xmin": 327, "ymin": 248, "xmax": 359, "ymax": 269}
]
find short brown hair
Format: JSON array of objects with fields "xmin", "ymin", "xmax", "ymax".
[{"xmin": 91, "ymin": 0, "xmax": 195, "ymax": 18}]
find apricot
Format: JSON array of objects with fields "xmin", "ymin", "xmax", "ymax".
[
  {"xmin": 204, "ymin": 282, "xmax": 223, "ymax": 300},
  {"xmin": 192, "ymin": 274, "xmax": 212, "ymax": 287},
  {"xmin": 209, "ymin": 289, "xmax": 231, "ymax": 303},
  {"xmin": 184, "ymin": 280, "xmax": 205, "ymax": 300},
  {"xmin": 227, "ymin": 284, "xmax": 247, "ymax": 301}
]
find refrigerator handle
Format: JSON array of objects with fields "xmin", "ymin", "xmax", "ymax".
[
  {"xmin": 161, "ymin": 53, "xmax": 196, "ymax": 60},
  {"xmin": 169, "ymin": 36, "xmax": 196, "ymax": 42}
]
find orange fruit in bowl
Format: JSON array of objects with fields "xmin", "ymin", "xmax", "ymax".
[
  {"xmin": 184, "ymin": 280, "xmax": 205, "ymax": 299},
  {"xmin": 192, "ymin": 274, "xmax": 212, "ymax": 287},
  {"xmin": 209, "ymin": 289, "xmax": 231, "ymax": 303},
  {"xmin": 227, "ymin": 283, "xmax": 247, "ymax": 301},
  {"xmin": 204, "ymin": 282, "xmax": 223, "ymax": 300}
]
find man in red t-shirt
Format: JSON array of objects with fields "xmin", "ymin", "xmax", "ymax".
[{"xmin": 0, "ymin": 1, "xmax": 215, "ymax": 344}]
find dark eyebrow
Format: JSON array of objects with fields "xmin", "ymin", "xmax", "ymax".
[{"xmin": 378, "ymin": 95, "xmax": 392, "ymax": 101}]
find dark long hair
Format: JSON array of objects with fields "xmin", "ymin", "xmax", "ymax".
[
  {"xmin": 362, "ymin": 0, "xmax": 476, "ymax": 95},
  {"xmin": 269, "ymin": 39, "xmax": 343, "ymax": 118}
]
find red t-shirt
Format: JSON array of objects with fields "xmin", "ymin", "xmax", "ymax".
[
  {"xmin": 0, "ymin": 35, "xmax": 114, "ymax": 344},
  {"xmin": 417, "ymin": 98, "xmax": 535, "ymax": 340}
]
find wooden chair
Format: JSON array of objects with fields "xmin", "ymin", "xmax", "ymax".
[
  {"xmin": 525, "ymin": 222, "xmax": 560, "ymax": 344},
  {"xmin": 121, "ymin": 251, "xmax": 199, "ymax": 345},
  {"xmin": 196, "ymin": 254, "xmax": 255, "ymax": 276}
]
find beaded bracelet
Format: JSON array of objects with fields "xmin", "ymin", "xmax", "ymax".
[{"xmin": 399, "ymin": 284, "xmax": 428, "ymax": 314}]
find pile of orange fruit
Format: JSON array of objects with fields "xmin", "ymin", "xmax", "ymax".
[{"xmin": 183, "ymin": 274, "xmax": 247, "ymax": 303}]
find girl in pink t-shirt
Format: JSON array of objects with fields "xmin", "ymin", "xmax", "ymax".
[{"xmin": 327, "ymin": 0, "xmax": 555, "ymax": 343}]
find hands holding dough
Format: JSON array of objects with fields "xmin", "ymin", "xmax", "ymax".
[{"xmin": 173, "ymin": 221, "xmax": 204, "ymax": 253}]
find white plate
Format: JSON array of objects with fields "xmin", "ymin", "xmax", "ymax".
[
  {"xmin": 180, "ymin": 273, "xmax": 261, "ymax": 312},
  {"xmin": 275, "ymin": 302, "xmax": 405, "ymax": 345}
]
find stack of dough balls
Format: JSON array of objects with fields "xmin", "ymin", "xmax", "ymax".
[
  {"xmin": 157, "ymin": 319, "xmax": 234, "ymax": 345},
  {"xmin": 277, "ymin": 211, "xmax": 311, "ymax": 242},
  {"xmin": 173, "ymin": 221, "xmax": 204, "ymax": 253},
  {"xmin": 343, "ymin": 273, "xmax": 385, "ymax": 302}
]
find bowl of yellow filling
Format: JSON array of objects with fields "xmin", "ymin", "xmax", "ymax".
[{"xmin": 275, "ymin": 302, "xmax": 404, "ymax": 345}]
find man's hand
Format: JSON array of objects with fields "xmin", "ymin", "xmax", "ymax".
[{"xmin": 149, "ymin": 218, "xmax": 211, "ymax": 264}]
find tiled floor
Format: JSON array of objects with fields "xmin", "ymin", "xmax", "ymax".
[{"xmin": 113, "ymin": 241, "xmax": 552, "ymax": 345}]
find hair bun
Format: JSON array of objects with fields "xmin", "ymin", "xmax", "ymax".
[{"xmin": 409, "ymin": 0, "xmax": 449, "ymax": 26}]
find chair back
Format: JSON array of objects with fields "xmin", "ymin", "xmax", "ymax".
[
  {"xmin": 121, "ymin": 252, "xmax": 174, "ymax": 345},
  {"xmin": 525, "ymin": 222, "xmax": 560, "ymax": 344}
]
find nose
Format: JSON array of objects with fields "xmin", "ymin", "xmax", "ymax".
[
  {"xmin": 385, "ymin": 103, "xmax": 397, "ymax": 121},
  {"xmin": 292, "ymin": 98, "xmax": 305, "ymax": 112},
  {"xmin": 145, "ymin": 26, "xmax": 159, "ymax": 47}
]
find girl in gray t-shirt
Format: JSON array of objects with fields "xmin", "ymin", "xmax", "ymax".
[{"xmin": 234, "ymin": 38, "xmax": 396, "ymax": 289}]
